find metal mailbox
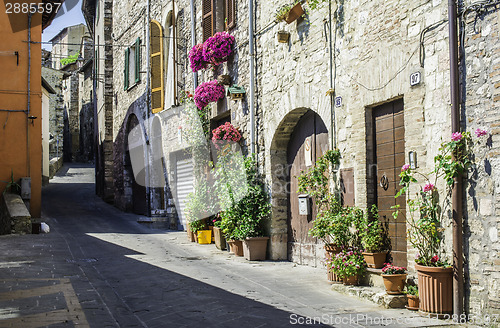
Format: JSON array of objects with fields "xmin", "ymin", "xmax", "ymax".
[{"xmin": 298, "ymin": 194, "xmax": 310, "ymax": 216}]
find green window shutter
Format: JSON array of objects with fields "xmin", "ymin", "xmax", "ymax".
[
  {"xmin": 135, "ymin": 37, "xmax": 141, "ymax": 83},
  {"xmin": 124, "ymin": 48, "xmax": 130, "ymax": 90}
]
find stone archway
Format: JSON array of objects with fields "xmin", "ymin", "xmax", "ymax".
[{"xmin": 269, "ymin": 108, "xmax": 329, "ymax": 266}]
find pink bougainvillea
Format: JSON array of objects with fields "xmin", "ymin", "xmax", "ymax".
[
  {"xmin": 202, "ymin": 32, "xmax": 235, "ymax": 65},
  {"xmin": 193, "ymin": 80, "xmax": 225, "ymax": 109},
  {"xmin": 189, "ymin": 44, "xmax": 208, "ymax": 72},
  {"xmin": 211, "ymin": 122, "xmax": 242, "ymax": 149},
  {"xmin": 475, "ymin": 128, "xmax": 488, "ymax": 137}
]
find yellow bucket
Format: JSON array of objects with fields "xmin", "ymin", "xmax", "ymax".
[{"xmin": 197, "ymin": 230, "xmax": 212, "ymax": 244}]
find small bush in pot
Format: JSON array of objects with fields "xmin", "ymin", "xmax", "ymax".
[
  {"xmin": 360, "ymin": 205, "xmax": 389, "ymax": 268},
  {"xmin": 381, "ymin": 263, "xmax": 407, "ymax": 295},
  {"xmin": 330, "ymin": 248, "xmax": 366, "ymax": 285}
]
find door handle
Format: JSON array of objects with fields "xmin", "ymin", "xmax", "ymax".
[{"xmin": 379, "ymin": 175, "xmax": 389, "ymax": 190}]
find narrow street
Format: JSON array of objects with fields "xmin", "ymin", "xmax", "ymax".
[{"xmin": 0, "ymin": 164, "xmax": 456, "ymax": 328}]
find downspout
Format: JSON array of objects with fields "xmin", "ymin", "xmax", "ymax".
[
  {"xmin": 249, "ymin": 0, "xmax": 255, "ymax": 154},
  {"xmin": 27, "ymin": 13, "xmax": 32, "ymax": 177},
  {"xmin": 146, "ymin": 0, "xmax": 152, "ymax": 216},
  {"xmin": 448, "ymin": 0, "xmax": 463, "ymax": 316},
  {"xmin": 189, "ymin": 0, "xmax": 198, "ymax": 88},
  {"xmin": 328, "ymin": 1, "xmax": 336, "ymax": 150}
]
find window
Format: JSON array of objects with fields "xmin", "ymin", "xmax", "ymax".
[
  {"xmin": 124, "ymin": 37, "xmax": 141, "ymax": 90},
  {"xmin": 202, "ymin": 0, "xmax": 215, "ymax": 41},
  {"xmin": 150, "ymin": 20, "xmax": 164, "ymax": 113},
  {"xmin": 225, "ymin": 0, "xmax": 235, "ymax": 30}
]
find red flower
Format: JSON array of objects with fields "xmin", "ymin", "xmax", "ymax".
[{"xmin": 431, "ymin": 255, "xmax": 439, "ymax": 263}]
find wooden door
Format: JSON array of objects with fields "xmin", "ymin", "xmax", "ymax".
[
  {"xmin": 287, "ymin": 111, "xmax": 329, "ymax": 266},
  {"xmin": 374, "ymin": 99, "xmax": 406, "ymax": 266}
]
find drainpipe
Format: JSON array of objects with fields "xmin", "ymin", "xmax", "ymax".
[
  {"xmin": 27, "ymin": 13, "xmax": 32, "ymax": 177},
  {"xmin": 328, "ymin": 1, "xmax": 336, "ymax": 150},
  {"xmin": 145, "ymin": 0, "xmax": 152, "ymax": 216},
  {"xmin": 189, "ymin": 0, "xmax": 198, "ymax": 88},
  {"xmin": 448, "ymin": 0, "xmax": 463, "ymax": 316},
  {"xmin": 249, "ymin": 0, "xmax": 255, "ymax": 155}
]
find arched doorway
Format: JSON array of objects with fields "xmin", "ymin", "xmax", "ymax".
[
  {"xmin": 269, "ymin": 108, "xmax": 329, "ymax": 266},
  {"xmin": 124, "ymin": 114, "xmax": 147, "ymax": 215}
]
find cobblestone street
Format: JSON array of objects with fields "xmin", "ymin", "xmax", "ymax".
[{"xmin": 0, "ymin": 164, "xmax": 471, "ymax": 327}]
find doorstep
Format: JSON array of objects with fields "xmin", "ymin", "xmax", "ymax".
[{"xmin": 330, "ymin": 268, "xmax": 408, "ymax": 309}]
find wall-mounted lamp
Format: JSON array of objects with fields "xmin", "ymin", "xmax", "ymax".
[
  {"xmin": 227, "ymin": 85, "xmax": 246, "ymax": 100},
  {"xmin": 28, "ymin": 116, "xmax": 37, "ymax": 126},
  {"xmin": 409, "ymin": 151, "xmax": 417, "ymax": 169}
]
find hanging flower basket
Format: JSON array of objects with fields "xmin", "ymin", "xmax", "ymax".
[
  {"xmin": 211, "ymin": 122, "xmax": 242, "ymax": 150},
  {"xmin": 193, "ymin": 80, "xmax": 225, "ymax": 110},
  {"xmin": 189, "ymin": 43, "xmax": 208, "ymax": 72},
  {"xmin": 202, "ymin": 32, "xmax": 235, "ymax": 66}
]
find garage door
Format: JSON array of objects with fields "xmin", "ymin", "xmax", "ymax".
[{"xmin": 175, "ymin": 157, "xmax": 194, "ymax": 230}]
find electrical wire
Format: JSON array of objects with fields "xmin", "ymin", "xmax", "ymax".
[{"xmin": 419, "ymin": 19, "xmax": 448, "ymax": 68}]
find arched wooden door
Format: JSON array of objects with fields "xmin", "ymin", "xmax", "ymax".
[{"xmin": 287, "ymin": 110, "xmax": 329, "ymax": 266}]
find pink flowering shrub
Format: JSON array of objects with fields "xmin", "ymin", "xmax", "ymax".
[
  {"xmin": 211, "ymin": 122, "xmax": 242, "ymax": 149},
  {"xmin": 189, "ymin": 44, "xmax": 208, "ymax": 72},
  {"xmin": 328, "ymin": 248, "xmax": 366, "ymax": 278},
  {"xmin": 194, "ymin": 80, "xmax": 225, "ymax": 109},
  {"xmin": 401, "ymin": 164, "xmax": 410, "ymax": 172},
  {"xmin": 202, "ymin": 32, "xmax": 235, "ymax": 65},
  {"xmin": 381, "ymin": 263, "xmax": 407, "ymax": 275},
  {"xmin": 475, "ymin": 128, "xmax": 488, "ymax": 137},
  {"xmin": 423, "ymin": 183, "xmax": 435, "ymax": 192},
  {"xmin": 451, "ymin": 132, "xmax": 463, "ymax": 141}
]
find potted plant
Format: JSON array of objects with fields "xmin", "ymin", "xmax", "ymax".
[
  {"xmin": 202, "ymin": 31, "xmax": 235, "ymax": 66},
  {"xmin": 193, "ymin": 80, "xmax": 225, "ymax": 110},
  {"xmin": 404, "ymin": 284, "xmax": 420, "ymax": 311},
  {"xmin": 360, "ymin": 205, "xmax": 389, "ymax": 268},
  {"xmin": 277, "ymin": 31, "xmax": 290, "ymax": 43},
  {"xmin": 330, "ymin": 248, "xmax": 366, "ymax": 285},
  {"xmin": 211, "ymin": 122, "xmax": 242, "ymax": 151},
  {"xmin": 325, "ymin": 256, "xmax": 342, "ymax": 283},
  {"xmin": 212, "ymin": 215, "xmax": 226, "ymax": 250},
  {"xmin": 394, "ymin": 130, "xmax": 489, "ymax": 314},
  {"xmin": 275, "ymin": 0, "xmax": 305, "ymax": 24},
  {"xmin": 381, "ymin": 263, "xmax": 407, "ymax": 294}
]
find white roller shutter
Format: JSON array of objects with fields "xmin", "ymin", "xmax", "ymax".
[{"xmin": 175, "ymin": 157, "xmax": 194, "ymax": 230}]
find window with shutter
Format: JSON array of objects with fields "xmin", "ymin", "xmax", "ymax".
[
  {"xmin": 225, "ymin": 0, "xmax": 235, "ymax": 30},
  {"xmin": 202, "ymin": 0, "xmax": 215, "ymax": 41},
  {"xmin": 124, "ymin": 48, "xmax": 130, "ymax": 90},
  {"xmin": 135, "ymin": 38, "xmax": 141, "ymax": 83},
  {"xmin": 150, "ymin": 20, "xmax": 164, "ymax": 113}
]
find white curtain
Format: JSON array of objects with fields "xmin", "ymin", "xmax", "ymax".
[{"xmin": 165, "ymin": 24, "xmax": 175, "ymax": 109}]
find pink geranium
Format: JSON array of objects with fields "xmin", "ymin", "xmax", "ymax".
[
  {"xmin": 189, "ymin": 44, "xmax": 208, "ymax": 72},
  {"xmin": 401, "ymin": 164, "xmax": 410, "ymax": 172},
  {"xmin": 451, "ymin": 132, "xmax": 463, "ymax": 141},
  {"xmin": 211, "ymin": 122, "xmax": 242, "ymax": 149},
  {"xmin": 202, "ymin": 32, "xmax": 235, "ymax": 65},
  {"xmin": 423, "ymin": 183, "xmax": 435, "ymax": 192},
  {"xmin": 475, "ymin": 128, "xmax": 488, "ymax": 137}
]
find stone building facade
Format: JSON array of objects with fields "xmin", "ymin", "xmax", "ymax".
[
  {"xmin": 83, "ymin": 0, "xmax": 499, "ymax": 317},
  {"xmin": 41, "ymin": 67, "xmax": 65, "ymax": 160},
  {"xmin": 50, "ymin": 24, "xmax": 87, "ymax": 70}
]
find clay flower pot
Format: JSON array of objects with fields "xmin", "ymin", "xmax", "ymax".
[
  {"xmin": 213, "ymin": 226, "xmax": 226, "ymax": 250},
  {"xmin": 327, "ymin": 270, "xmax": 343, "ymax": 283},
  {"xmin": 343, "ymin": 275, "xmax": 358, "ymax": 286},
  {"xmin": 227, "ymin": 240, "xmax": 244, "ymax": 256},
  {"xmin": 381, "ymin": 273, "xmax": 407, "ymax": 294},
  {"xmin": 406, "ymin": 295, "xmax": 420, "ymax": 311},
  {"xmin": 243, "ymin": 237, "xmax": 269, "ymax": 261},
  {"xmin": 285, "ymin": 2, "xmax": 305, "ymax": 24},
  {"xmin": 362, "ymin": 251, "xmax": 387, "ymax": 269},
  {"xmin": 415, "ymin": 264, "xmax": 453, "ymax": 314}
]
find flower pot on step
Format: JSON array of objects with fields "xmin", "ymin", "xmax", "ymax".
[
  {"xmin": 406, "ymin": 295, "xmax": 420, "ymax": 311},
  {"xmin": 381, "ymin": 273, "xmax": 407, "ymax": 294},
  {"xmin": 415, "ymin": 264, "xmax": 453, "ymax": 314},
  {"xmin": 227, "ymin": 240, "xmax": 244, "ymax": 256},
  {"xmin": 362, "ymin": 251, "xmax": 387, "ymax": 269},
  {"xmin": 327, "ymin": 270, "xmax": 343, "ymax": 283},
  {"xmin": 343, "ymin": 275, "xmax": 358, "ymax": 286},
  {"xmin": 213, "ymin": 226, "xmax": 226, "ymax": 250},
  {"xmin": 243, "ymin": 237, "xmax": 269, "ymax": 261}
]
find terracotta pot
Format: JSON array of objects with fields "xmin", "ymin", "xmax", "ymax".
[
  {"xmin": 362, "ymin": 251, "xmax": 387, "ymax": 269},
  {"xmin": 213, "ymin": 226, "xmax": 226, "ymax": 250},
  {"xmin": 277, "ymin": 31, "xmax": 290, "ymax": 43},
  {"xmin": 415, "ymin": 264, "xmax": 453, "ymax": 314},
  {"xmin": 227, "ymin": 240, "xmax": 244, "ymax": 256},
  {"xmin": 243, "ymin": 237, "xmax": 269, "ymax": 261},
  {"xmin": 208, "ymin": 226, "xmax": 214, "ymax": 242},
  {"xmin": 193, "ymin": 232, "xmax": 198, "ymax": 243},
  {"xmin": 186, "ymin": 223, "xmax": 195, "ymax": 242},
  {"xmin": 327, "ymin": 270, "xmax": 343, "ymax": 283},
  {"xmin": 285, "ymin": 2, "xmax": 305, "ymax": 24},
  {"xmin": 343, "ymin": 275, "xmax": 358, "ymax": 286},
  {"xmin": 406, "ymin": 295, "xmax": 420, "ymax": 311},
  {"xmin": 325, "ymin": 244, "xmax": 342, "ymax": 260},
  {"xmin": 381, "ymin": 273, "xmax": 407, "ymax": 294}
]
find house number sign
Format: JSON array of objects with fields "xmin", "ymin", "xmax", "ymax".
[{"xmin": 410, "ymin": 72, "xmax": 421, "ymax": 86}]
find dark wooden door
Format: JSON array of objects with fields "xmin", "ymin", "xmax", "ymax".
[
  {"xmin": 374, "ymin": 99, "xmax": 406, "ymax": 266},
  {"xmin": 287, "ymin": 111, "xmax": 329, "ymax": 266}
]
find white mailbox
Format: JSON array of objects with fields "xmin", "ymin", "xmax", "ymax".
[{"xmin": 298, "ymin": 194, "xmax": 310, "ymax": 216}]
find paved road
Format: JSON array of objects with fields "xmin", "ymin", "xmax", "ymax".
[{"xmin": 0, "ymin": 163, "xmax": 458, "ymax": 327}]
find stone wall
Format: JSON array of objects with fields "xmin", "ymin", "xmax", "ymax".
[
  {"xmin": 461, "ymin": 4, "xmax": 500, "ymax": 317},
  {"xmin": 0, "ymin": 193, "xmax": 31, "ymax": 235},
  {"xmin": 42, "ymin": 67, "xmax": 65, "ymax": 159}
]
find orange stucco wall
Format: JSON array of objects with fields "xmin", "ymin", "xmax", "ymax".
[{"xmin": 0, "ymin": 3, "xmax": 43, "ymax": 218}]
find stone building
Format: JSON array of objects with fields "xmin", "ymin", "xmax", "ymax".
[
  {"xmin": 50, "ymin": 24, "xmax": 87, "ymax": 70},
  {"xmin": 42, "ymin": 66, "xmax": 65, "ymax": 161},
  {"xmin": 82, "ymin": 0, "xmax": 499, "ymax": 317}
]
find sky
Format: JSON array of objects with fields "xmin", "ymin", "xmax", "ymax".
[{"xmin": 41, "ymin": 0, "xmax": 87, "ymax": 51}]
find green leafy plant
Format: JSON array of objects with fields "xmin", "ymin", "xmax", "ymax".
[
  {"xmin": 60, "ymin": 52, "xmax": 80, "ymax": 66},
  {"xmin": 1, "ymin": 169, "xmax": 20, "ymax": 195},
  {"xmin": 404, "ymin": 284, "xmax": 419, "ymax": 297},
  {"xmin": 185, "ymin": 179, "xmax": 217, "ymax": 232},
  {"xmin": 360, "ymin": 205, "xmax": 389, "ymax": 253}
]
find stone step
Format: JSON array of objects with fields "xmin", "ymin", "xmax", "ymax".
[{"xmin": 331, "ymin": 283, "xmax": 408, "ymax": 309}]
